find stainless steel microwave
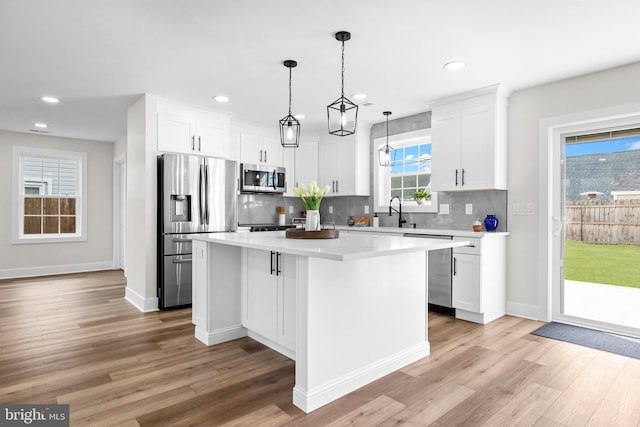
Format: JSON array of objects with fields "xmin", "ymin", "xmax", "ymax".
[{"xmin": 240, "ymin": 163, "xmax": 286, "ymax": 193}]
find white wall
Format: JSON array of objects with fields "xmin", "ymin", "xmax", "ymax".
[
  {"xmin": 114, "ymin": 134, "xmax": 127, "ymax": 159},
  {"xmin": 125, "ymin": 94, "xmax": 158, "ymax": 311},
  {"xmin": 0, "ymin": 130, "xmax": 114, "ymax": 277},
  {"xmin": 507, "ymin": 61, "xmax": 640, "ymax": 318}
]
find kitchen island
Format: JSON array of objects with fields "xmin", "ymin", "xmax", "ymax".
[{"xmin": 191, "ymin": 231, "xmax": 468, "ymax": 413}]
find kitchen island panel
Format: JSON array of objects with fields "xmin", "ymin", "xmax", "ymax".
[
  {"xmin": 192, "ymin": 240, "xmax": 247, "ymax": 345},
  {"xmin": 293, "ymin": 251, "xmax": 429, "ymax": 413}
]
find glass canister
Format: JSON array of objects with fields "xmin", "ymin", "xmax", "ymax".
[{"xmin": 483, "ymin": 214, "xmax": 499, "ymax": 231}]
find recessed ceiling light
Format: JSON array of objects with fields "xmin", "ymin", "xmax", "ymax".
[
  {"xmin": 294, "ymin": 114, "xmax": 305, "ymax": 120},
  {"xmin": 34, "ymin": 122, "xmax": 48, "ymax": 128},
  {"xmin": 443, "ymin": 61, "xmax": 466, "ymax": 71},
  {"xmin": 40, "ymin": 96, "xmax": 60, "ymax": 103},
  {"xmin": 213, "ymin": 95, "xmax": 229, "ymax": 103},
  {"xmin": 353, "ymin": 93, "xmax": 368, "ymax": 100}
]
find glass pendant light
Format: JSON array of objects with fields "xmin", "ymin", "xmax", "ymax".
[
  {"xmin": 327, "ymin": 31, "xmax": 358, "ymax": 136},
  {"xmin": 279, "ymin": 60, "xmax": 300, "ymax": 148},
  {"xmin": 378, "ymin": 111, "xmax": 395, "ymax": 167}
]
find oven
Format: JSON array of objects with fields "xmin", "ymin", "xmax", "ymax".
[{"xmin": 240, "ymin": 163, "xmax": 286, "ymax": 193}]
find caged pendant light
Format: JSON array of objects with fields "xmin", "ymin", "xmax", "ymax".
[
  {"xmin": 279, "ymin": 60, "xmax": 301, "ymax": 148},
  {"xmin": 327, "ymin": 31, "xmax": 358, "ymax": 136},
  {"xmin": 378, "ymin": 111, "xmax": 395, "ymax": 167}
]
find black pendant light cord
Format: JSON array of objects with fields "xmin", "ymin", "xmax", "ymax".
[
  {"xmin": 288, "ymin": 65, "xmax": 293, "ymax": 115},
  {"xmin": 340, "ymin": 39, "xmax": 345, "ymax": 99},
  {"xmin": 386, "ymin": 113, "xmax": 389, "ymax": 144}
]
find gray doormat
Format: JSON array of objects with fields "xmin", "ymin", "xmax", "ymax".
[{"xmin": 531, "ymin": 322, "xmax": 640, "ymax": 359}]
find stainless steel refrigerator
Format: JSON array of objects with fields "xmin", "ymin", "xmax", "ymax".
[{"xmin": 158, "ymin": 153, "xmax": 237, "ymax": 309}]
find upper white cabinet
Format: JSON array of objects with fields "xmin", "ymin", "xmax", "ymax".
[
  {"xmin": 318, "ymin": 124, "xmax": 369, "ymax": 196},
  {"xmin": 239, "ymin": 132, "xmax": 284, "ymax": 167},
  {"xmin": 294, "ymin": 140, "xmax": 318, "ymax": 188},
  {"xmin": 157, "ymin": 100, "xmax": 231, "ymax": 158},
  {"xmin": 430, "ymin": 85, "xmax": 508, "ymax": 191}
]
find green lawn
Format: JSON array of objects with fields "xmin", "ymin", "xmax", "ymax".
[{"xmin": 564, "ymin": 239, "xmax": 640, "ymax": 288}]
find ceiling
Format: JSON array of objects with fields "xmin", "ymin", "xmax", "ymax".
[{"xmin": 2, "ymin": 0, "xmax": 640, "ymax": 143}]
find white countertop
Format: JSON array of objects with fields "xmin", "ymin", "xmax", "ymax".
[
  {"xmin": 335, "ymin": 225, "xmax": 510, "ymax": 238},
  {"xmin": 192, "ymin": 231, "xmax": 470, "ymax": 262}
]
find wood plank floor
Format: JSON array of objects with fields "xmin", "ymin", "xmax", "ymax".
[{"xmin": 2, "ymin": 270, "xmax": 640, "ymax": 426}]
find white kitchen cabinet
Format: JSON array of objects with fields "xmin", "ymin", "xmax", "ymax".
[
  {"xmin": 452, "ymin": 252, "xmax": 481, "ymax": 313},
  {"xmin": 157, "ymin": 103, "xmax": 231, "ymax": 158},
  {"xmin": 283, "ymin": 144, "xmax": 296, "ymax": 196},
  {"xmin": 430, "ymin": 85, "xmax": 507, "ymax": 191},
  {"xmin": 242, "ymin": 248, "xmax": 296, "ymax": 357},
  {"xmin": 240, "ymin": 133, "xmax": 284, "ymax": 167},
  {"xmin": 452, "ymin": 235, "xmax": 507, "ymax": 324},
  {"xmin": 293, "ymin": 141, "xmax": 318, "ymax": 188},
  {"xmin": 318, "ymin": 124, "xmax": 369, "ymax": 196}
]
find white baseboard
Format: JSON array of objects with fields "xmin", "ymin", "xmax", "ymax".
[
  {"xmin": 247, "ymin": 330, "xmax": 294, "ymax": 360},
  {"xmin": 0, "ymin": 261, "xmax": 114, "ymax": 279},
  {"xmin": 124, "ymin": 287, "xmax": 159, "ymax": 312},
  {"xmin": 195, "ymin": 325, "xmax": 247, "ymax": 346},
  {"xmin": 293, "ymin": 342, "xmax": 430, "ymax": 413},
  {"xmin": 506, "ymin": 301, "xmax": 540, "ymax": 320}
]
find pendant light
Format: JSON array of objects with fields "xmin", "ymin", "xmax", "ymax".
[
  {"xmin": 378, "ymin": 111, "xmax": 395, "ymax": 167},
  {"xmin": 327, "ymin": 31, "xmax": 358, "ymax": 136},
  {"xmin": 279, "ymin": 60, "xmax": 300, "ymax": 148}
]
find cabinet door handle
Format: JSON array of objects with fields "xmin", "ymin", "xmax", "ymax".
[
  {"xmin": 192, "ymin": 135, "xmax": 195, "ymax": 151},
  {"xmin": 336, "ymin": 180, "xmax": 339, "ymax": 193},
  {"xmin": 270, "ymin": 251, "xmax": 275, "ymax": 275},
  {"xmin": 198, "ymin": 136, "xmax": 202, "ymax": 152},
  {"xmin": 264, "ymin": 150, "xmax": 267, "ymax": 163},
  {"xmin": 461, "ymin": 168, "xmax": 465, "ymax": 186},
  {"xmin": 453, "ymin": 257, "xmax": 457, "ymax": 275},
  {"xmin": 455, "ymin": 169, "xmax": 459, "ymax": 186},
  {"xmin": 276, "ymin": 252, "xmax": 281, "ymax": 276},
  {"xmin": 260, "ymin": 149, "xmax": 263, "ymax": 163}
]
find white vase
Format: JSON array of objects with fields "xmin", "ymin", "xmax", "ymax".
[{"xmin": 305, "ymin": 210, "xmax": 321, "ymax": 231}]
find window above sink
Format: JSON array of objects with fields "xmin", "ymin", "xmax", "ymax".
[{"xmin": 373, "ymin": 128, "xmax": 438, "ymax": 213}]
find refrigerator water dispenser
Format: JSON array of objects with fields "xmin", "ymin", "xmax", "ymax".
[{"xmin": 171, "ymin": 195, "xmax": 191, "ymax": 222}]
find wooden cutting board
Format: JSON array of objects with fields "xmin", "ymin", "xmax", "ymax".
[{"xmin": 285, "ymin": 229, "xmax": 340, "ymax": 239}]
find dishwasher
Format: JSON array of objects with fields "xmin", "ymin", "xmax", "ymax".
[{"xmin": 404, "ymin": 233, "xmax": 455, "ymax": 316}]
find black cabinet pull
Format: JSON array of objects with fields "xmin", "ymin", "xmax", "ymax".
[
  {"xmin": 453, "ymin": 257, "xmax": 457, "ymax": 275},
  {"xmin": 461, "ymin": 168, "xmax": 465, "ymax": 186},
  {"xmin": 455, "ymin": 169, "xmax": 459, "ymax": 186},
  {"xmin": 276, "ymin": 252, "xmax": 281, "ymax": 276},
  {"xmin": 270, "ymin": 251, "xmax": 275, "ymax": 275}
]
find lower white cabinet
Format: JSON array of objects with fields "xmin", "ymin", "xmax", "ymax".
[
  {"xmin": 452, "ymin": 236, "xmax": 506, "ymax": 324},
  {"xmin": 242, "ymin": 248, "xmax": 296, "ymax": 356},
  {"xmin": 452, "ymin": 251, "xmax": 481, "ymax": 313}
]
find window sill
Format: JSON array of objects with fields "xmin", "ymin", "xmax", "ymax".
[{"xmin": 13, "ymin": 234, "xmax": 86, "ymax": 244}]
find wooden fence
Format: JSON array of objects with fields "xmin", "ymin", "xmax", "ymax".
[{"xmin": 565, "ymin": 199, "xmax": 640, "ymax": 245}]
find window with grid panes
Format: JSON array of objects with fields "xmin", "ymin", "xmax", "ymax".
[
  {"xmin": 13, "ymin": 147, "xmax": 86, "ymax": 243},
  {"xmin": 389, "ymin": 142, "xmax": 432, "ymax": 201}
]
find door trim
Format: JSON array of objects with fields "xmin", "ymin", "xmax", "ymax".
[
  {"xmin": 538, "ymin": 102, "xmax": 640, "ymax": 323},
  {"xmin": 113, "ymin": 154, "xmax": 126, "ymax": 272}
]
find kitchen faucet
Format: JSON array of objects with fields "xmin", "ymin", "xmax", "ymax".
[{"xmin": 389, "ymin": 196, "xmax": 407, "ymax": 228}]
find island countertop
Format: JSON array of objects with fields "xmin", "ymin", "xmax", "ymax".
[{"xmin": 192, "ymin": 230, "xmax": 469, "ymax": 261}]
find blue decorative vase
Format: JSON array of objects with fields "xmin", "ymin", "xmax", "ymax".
[{"xmin": 484, "ymin": 214, "xmax": 498, "ymax": 232}]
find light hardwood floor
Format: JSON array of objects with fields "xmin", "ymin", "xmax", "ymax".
[{"xmin": 1, "ymin": 270, "xmax": 640, "ymax": 426}]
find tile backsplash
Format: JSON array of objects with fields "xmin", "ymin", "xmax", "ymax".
[{"xmin": 238, "ymin": 190, "xmax": 507, "ymax": 232}]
